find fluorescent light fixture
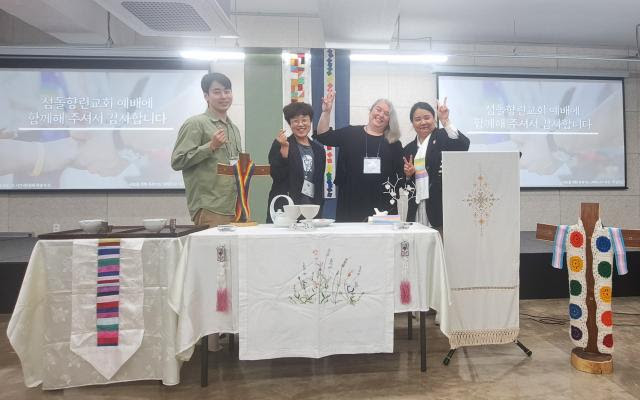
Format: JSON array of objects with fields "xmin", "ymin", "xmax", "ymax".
[
  {"xmin": 180, "ymin": 50, "xmax": 245, "ymax": 61},
  {"xmin": 282, "ymin": 51, "xmax": 311, "ymax": 62},
  {"xmin": 350, "ymin": 53, "xmax": 448, "ymax": 64},
  {"xmin": 219, "ymin": 35, "xmax": 240, "ymax": 39}
]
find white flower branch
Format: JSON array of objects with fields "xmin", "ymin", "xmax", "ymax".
[{"xmin": 382, "ymin": 173, "xmax": 416, "ymax": 205}]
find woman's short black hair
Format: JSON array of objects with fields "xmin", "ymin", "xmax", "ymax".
[
  {"xmin": 201, "ymin": 72, "xmax": 232, "ymax": 93},
  {"xmin": 283, "ymin": 101, "xmax": 314, "ymax": 124},
  {"xmin": 409, "ymin": 102, "xmax": 435, "ymax": 121}
]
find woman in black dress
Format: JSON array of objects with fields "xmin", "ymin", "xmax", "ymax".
[
  {"xmin": 266, "ymin": 102, "xmax": 326, "ymax": 222},
  {"xmin": 315, "ymin": 90, "xmax": 404, "ymax": 222},
  {"xmin": 403, "ymin": 99, "xmax": 470, "ymax": 231}
]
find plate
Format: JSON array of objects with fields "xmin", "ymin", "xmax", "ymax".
[{"xmin": 313, "ymin": 218, "xmax": 335, "ymax": 227}]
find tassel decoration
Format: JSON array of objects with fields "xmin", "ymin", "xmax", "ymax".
[
  {"xmin": 400, "ymin": 240, "xmax": 411, "ymax": 305},
  {"xmin": 400, "ymin": 280, "xmax": 412, "ymax": 305},
  {"xmin": 216, "ymin": 245, "xmax": 230, "ymax": 313},
  {"xmin": 216, "ymin": 287, "xmax": 229, "ymax": 312}
]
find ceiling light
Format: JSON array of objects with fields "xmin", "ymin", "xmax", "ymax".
[{"xmin": 180, "ymin": 50, "xmax": 245, "ymax": 61}]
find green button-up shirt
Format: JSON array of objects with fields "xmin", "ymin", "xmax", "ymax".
[{"xmin": 171, "ymin": 109, "xmax": 242, "ymax": 219}]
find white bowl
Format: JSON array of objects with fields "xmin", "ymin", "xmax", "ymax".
[
  {"xmin": 143, "ymin": 218, "xmax": 167, "ymax": 233},
  {"xmin": 299, "ymin": 204, "xmax": 320, "ymax": 220},
  {"xmin": 274, "ymin": 217, "xmax": 296, "ymax": 227},
  {"xmin": 283, "ymin": 205, "xmax": 300, "ymax": 220},
  {"xmin": 79, "ymin": 219, "xmax": 107, "ymax": 234}
]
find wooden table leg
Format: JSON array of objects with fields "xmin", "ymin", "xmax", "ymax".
[
  {"xmin": 408, "ymin": 312, "xmax": 413, "ymax": 340},
  {"xmin": 200, "ymin": 335, "xmax": 209, "ymax": 387}
]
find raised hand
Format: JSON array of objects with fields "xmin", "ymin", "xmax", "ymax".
[
  {"xmin": 276, "ymin": 129, "xmax": 290, "ymax": 158},
  {"xmin": 403, "ymin": 155, "xmax": 415, "ymax": 177},
  {"xmin": 209, "ymin": 129, "xmax": 227, "ymax": 151},
  {"xmin": 321, "ymin": 89, "xmax": 335, "ymax": 113},
  {"xmin": 276, "ymin": 129, "xmax": 289, "ymax": 147},
  {"xmin": 437, "ymin": 97, "xmax": 450, "ymax": 126}
]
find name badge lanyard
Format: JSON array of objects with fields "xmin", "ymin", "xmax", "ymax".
[
  {"xmin": 363, "ymin": 133, "xmax": 383, "ymax": 174},
  {"xmin": 220, "ymin": 123, "xmax": 241, "ymax": 163}
]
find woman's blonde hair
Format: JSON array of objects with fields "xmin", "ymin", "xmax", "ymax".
[{"xmin": 369, "ymin": 98, "xmax": 401, "ymax": 143}]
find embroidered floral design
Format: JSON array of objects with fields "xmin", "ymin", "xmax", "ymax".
[
  {"xmin": 463, "ymin": 174, "xmax": 499, "ymax": 234},
  {"xmin": 290, "ymin": 249, "xmax": 365, "ymax": 305}
]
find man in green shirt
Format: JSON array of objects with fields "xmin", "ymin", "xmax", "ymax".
[{"xmin": 172, "ymin": 72, "xmax": 242, "ymax": 227}]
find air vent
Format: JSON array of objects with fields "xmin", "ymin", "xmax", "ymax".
[
  {"xmin": 94, "ymin": 0, "xmax": 237, "ymax": 37},
  {"xmin": 122, "ymin": 1, "xmax": 210, "ymax": 32}
]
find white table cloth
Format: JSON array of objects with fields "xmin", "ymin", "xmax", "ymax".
[
  {"xmin": 7, "ymin": 238, "xmax": 184, "ymax": 389},
  {"xmin": 170, "ymin": 223, "xmax": 449, "ymax": 361}
]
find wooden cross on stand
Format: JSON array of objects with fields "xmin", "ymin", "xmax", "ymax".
[
  {"xmin": 536, "ymin": 202, "xmax": 640, "ymax": 374},
  {"xmin": 217, "ymin": 152, "xmax": 270, "ymax": 226}
]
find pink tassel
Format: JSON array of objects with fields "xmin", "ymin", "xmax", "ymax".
[
  {"xmin": 400, "ymin": 280, "xmax": 411, "ymax": 305},
  {"xmin": 216, "ymin": 288, "xmax": 229, "ymax": 312}
]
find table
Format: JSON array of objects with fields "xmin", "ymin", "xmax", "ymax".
[
  {"xmin": 7, "ymin": 237, "xmax": 185, "ymax": 389},
  {"xmin": 169, "ymin": 223, "xmax": 450, "ymax": 385}
]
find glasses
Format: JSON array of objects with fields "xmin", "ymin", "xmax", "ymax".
[{"xmin": 290, "ymin": 118, "xmax": 311, "ymax": 126}]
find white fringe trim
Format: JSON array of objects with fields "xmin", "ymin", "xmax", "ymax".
[{"xmin": 447, "ymin": 328, "xmax": 520, "ymax": 349}]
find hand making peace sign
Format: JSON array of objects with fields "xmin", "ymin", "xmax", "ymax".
[
  {"xmin": 403, "ymin": 155, "xmax": 415, "ymax": 177},
  {"xmin": 321, "ymin": 89, "xmax": 335, "ymax": 114}
]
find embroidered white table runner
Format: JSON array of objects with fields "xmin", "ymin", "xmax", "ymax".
[{"xmin": 441, "ymin": 152, "xmax": 521, "ymax": 348}]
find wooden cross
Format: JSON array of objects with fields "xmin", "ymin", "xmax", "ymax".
[
  {"xmin": 536, "ymin": 202, "xmax": 640, "ymax": 373},
  {"xmin": 217, "ymin": 152, "xmax": 270, "ymax": 225}
]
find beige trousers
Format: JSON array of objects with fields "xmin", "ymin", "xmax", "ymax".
[{"xmin": 193, "ymin": 208, "xmax": 235, "ymax": 227}]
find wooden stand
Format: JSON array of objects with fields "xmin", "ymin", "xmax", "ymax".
[
  {"xmin": 571, "ymin": 348, "xmax": 613, "ymax": 374},
  {"xmin": 230, "ymin": 221, "xmax": 258, "ymax": 227},
  {"xmin": 217, "ymin": 153, "xmax": 270, "ymax": 225}
]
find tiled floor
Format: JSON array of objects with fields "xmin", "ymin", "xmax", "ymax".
[{"xmin": 1, "ymin": 297, "xmax": 639, "ymax": 399}]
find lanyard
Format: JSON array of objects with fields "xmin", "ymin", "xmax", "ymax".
[
  {"xmin": 364, "ymin": 129, "xmax": 383, "ymax": 157},
  {"xmin": 217, "ymin": 121, "xmax": 240, "ymax": 159}
]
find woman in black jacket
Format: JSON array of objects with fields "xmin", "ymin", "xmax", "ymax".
[
  {"xmin": 266, "ymin": 102, "xmax": 326, "ymax": 222},
  {"xmin": 403, "ymin": 100, "xmax": 470, "ymax": 231}
]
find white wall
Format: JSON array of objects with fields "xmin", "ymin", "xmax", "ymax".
[{"xmin": 350, "ymin": 44, "xmax": 640, "ymax": 230}]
